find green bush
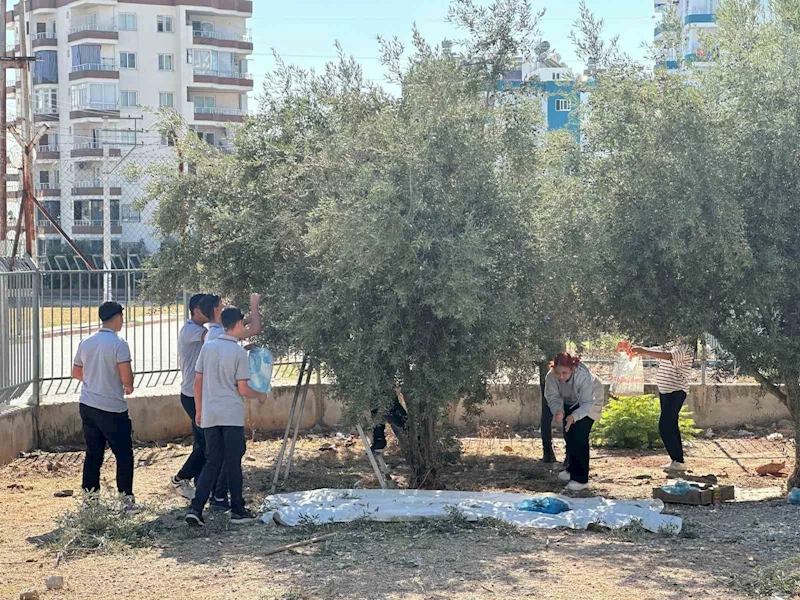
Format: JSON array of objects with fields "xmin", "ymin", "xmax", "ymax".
[{"xmin": 590, "ymin": 394, "xmax": 700, "ymax": 449}]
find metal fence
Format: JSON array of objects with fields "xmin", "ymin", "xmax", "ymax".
[{"xmin": 0, "ymin": 259, "xmax": 39, "ymax": 404}]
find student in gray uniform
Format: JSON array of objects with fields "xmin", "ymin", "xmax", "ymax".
[
  {"xmin": 169, "ymin": 293, "xmax": 209, "ymax": 500},
  {"xmin": 185, "ymin": 307, "xmax": 268, "ymax": 526},
  {"xmin": 72, "ymin": 302, "xmax": 135, "ymax": 498},
  {"xmin": 199, "ymin": 294, "xmax": 224, "ymax": 342},
  {"xmin": 544, "ymin": 352, "xmax": 604, "ymax": 492},
  {"xmin": 204, "ymin": 293, "xmax": 263, "ymax": 343}
]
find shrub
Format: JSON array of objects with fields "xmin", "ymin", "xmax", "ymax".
[{"xmin": 590, "ymin": 394, "xmax": 700, "ymax": 449}]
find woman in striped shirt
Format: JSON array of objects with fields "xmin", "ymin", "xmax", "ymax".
[{"xmin": 631, "ymin": 343, "xmax": 693, "ymax": 472}]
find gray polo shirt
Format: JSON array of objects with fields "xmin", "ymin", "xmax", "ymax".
[
  {"xmin": 73, "ymin": 328, "xmax": 132, "ymax": 413},
  {"xmin": 206, "ymin": 322, "xmax": 224, "ymax": 342},
  {"xmin": 195, "ymin": 333, "xmax": 250, "ymax": 428},
  {"xmin": 178, "ymin": 319, "xmax": 206, "ymax": 397}
]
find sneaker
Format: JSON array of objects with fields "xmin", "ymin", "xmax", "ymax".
[
  {"xmin": 662, "ymin": 461, "xmax": 687, "ymax": 473},
  {"xmin": 185, "ymin": 508, "xmax": 205, "ymax": 527},
  {"xmin": 230, "ymin": 509, "xmax": 257, "ymax": 524},
  {"xmin": 557, "ymin": 470, "xmax": 571, "ymax": 482},
  {"xmin": 210, "ymin": 497, "xmax": 231, "ymax": 512},
  {"xmin": 170, "ymin": 475, "xmax": 196, "ymax": 500},
  {"xmin": 566, "ymin": 481, "xmax": 588, "ymax": 492}
]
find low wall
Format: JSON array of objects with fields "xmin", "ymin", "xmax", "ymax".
[
  {"xmin": 0, "ymin": 382, "xmax": 791, "ymax": 466},
  {"xmin": 0, "ymin": 406, "xmax": 35, "ymax": 465}
]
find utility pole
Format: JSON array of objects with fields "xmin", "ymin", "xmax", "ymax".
[
  {"xmin": 19, "ymin": 0, "xmax": 34, "ymax": 259},
  {"xmin": 1, "ymin": 0, "xmax": 8, "ymax": 256},
  {"xmin": 102, "ymin": 115, "xmax": 111, "ymax": 300}
]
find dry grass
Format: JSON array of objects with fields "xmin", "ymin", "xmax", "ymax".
[
  {"xmin": 38, "ymin": 305, "xmax": 184, "ymax": 330},
  {"xmin": 0, "ymin": 432, "xmax": 796, "ymax": 600}
]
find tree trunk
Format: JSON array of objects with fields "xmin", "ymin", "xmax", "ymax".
[
  {"xmin": 787, "ymin": 383, "xmax": 800, "ymax": 490},
  {"xmin": 404, "ymin": 394, "xmax": 439, "ymax": 489}
]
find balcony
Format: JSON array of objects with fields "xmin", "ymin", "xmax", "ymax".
[
  {"xmin": 72, "ymin": 219, "xmax": 123, "ymax": 235},
  {"xmin": 34, "ymin": 182, "xmax": 61, "ymax": 197},
  {"xmin": 71, "ymin": 141, "xmax": 123, "ymax": 158},
  {"xmin": 68, "ymin": 21, "xmax": 119, "ymax": 44},
  {"xmin": 193, "ymin": 68, "xmax": 253, "ymax": 88},
  {"xmin": 72, "ymin": 179, "xmax": 123, "ymax": 196},
  {"xmin": 36, "ymin": 144, "xmax": 61, "ymax": 159},
  {"xmin": 69, "ymin": 62, "xmax": 119, "ymax": 82},
  {"xmin": 193, "ymin": 28, "xmax": 253, "ymax": 51},
  {"xmin": 685, "ymin": 13, "xmax": 715, "ymax": 24},
  {"xmin": 34, "ymin": 106, "xmax": 59, "ymax": 122},
  {"xmin": 32, "ymin": 32, "xmax": 57, "ymax": 48},
  {"xmin": 70, "ymin": 102, "xmax": 120, "ymax": 121},
  {"xmin": 194, "ymin": 106, "xmax": 247, "ymax": 123},
  {"xmin": 37, "ymin": 217, "xmax": 61, "ymax": 234}
]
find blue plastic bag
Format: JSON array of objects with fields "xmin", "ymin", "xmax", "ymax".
[
  {"xmin": 660, "ymin": 480, "xmax": 696, "ymax": 495},
  {"xmin": 788, "ymin": 488, "xmax": 800, "ymax": 505},
  {"xmin": 517, "ymin": 497, "xmax": 571, "ymax": 515},
  {"xmin": 248, "ymin": 347, "xmax": 274, "ymax": 394}
]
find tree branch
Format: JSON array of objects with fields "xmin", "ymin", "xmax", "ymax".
[{"xmin": 749, "ymin": 369, "xmax": 788, "ymax": 406}]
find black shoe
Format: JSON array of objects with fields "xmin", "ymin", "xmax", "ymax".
[
  {"xmin": 542, "ymin": 450, "xmax": 557, "ymax": 464},
  {"xmin": 210, "ymin": 497, "xmax": 231, "ymax": 512},
  {"xmin": 371, "ymin": 436, "xmax": 387, "ymax": 452},
  {"xmin": 185, "ymin": 508, "xmax": 205, "ymax": 527},
  {"xmin": 230, "ymin": 508, "xmax": 257, "ymax": 524}
]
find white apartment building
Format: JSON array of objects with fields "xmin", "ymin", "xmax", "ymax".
[{"xmin": 5, "ymin": 0, "xmax": 253, "ymax": 262}]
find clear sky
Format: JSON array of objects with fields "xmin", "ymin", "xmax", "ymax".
[{"xmin": 248, "ymin": 0, "xmax": 655, "ymax": 99}]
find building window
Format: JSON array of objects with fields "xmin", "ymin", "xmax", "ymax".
[
  {"xmin": 160, "ymin": 135, "xmax": 175, "ymax": 147},
  {"xmin": 120, "ymin": 90, "xmax": 138, "ymax": 108},
  {"xmin": 121, "ymin": 203, "xmax": 141, "ymax": 223},
  {"xmin": 71, "ymin": 83, "xmax": 118, "ymax": 110},
  {"xmin": 159, "ymin": 92, "xmax": 174, "ymax": 108},
  {"xmin": 120, "ymin": 130, "xmax": 136, "ymax": 145},
  {"xmin": 555, "ymin": 99, "xmax": 571, "ymax": 112},
  {"xmin": 552, "ymin": 72, "xmax": 561, "ymax": 80},
  {"xmin": 197, "ymin": 131, "xmax": 216, "ymax": 146},
  {"xmin": 157, "ymin": 16, "xmax": 174, "ymax": 33},
  {"xmin": 119, "ymin": 52, "xmax": 137, "ymax": 69},
  {"xmin": 34, "ymin": 88, "xmax": 58, "ymax": 114},
  {"xmin": 158, "ymin": 54, "xmax": 174, "ymax": 71},
  {"xmin": 119, "ymin": 13, "xmax": 137, "ymax": 31}
]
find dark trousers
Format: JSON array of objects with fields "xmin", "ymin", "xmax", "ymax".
[
  {"xmin": 564, "ymin": 403, "xmax": 594, "ymax": 484},
  {"xmin": 176, "ymin": 394, "xmax": 228, "ymax": 499},
  {"xmin": 80, "ymin": 403, "xmax": 134, "ymax": 496},
  {"xmin": 541, "ymin": 394, "xmax": 554, "ymax": 455},
  {"xmin": 190, "ymin": 426, "xmax": 246, "ymax": 514},
  {"xmin": 372, "ymin": 398, "xmax": 408, "ymax": 446},
  {"xmin": 659, "ymin": 391, "xmax": 687, "ymax": 463}
]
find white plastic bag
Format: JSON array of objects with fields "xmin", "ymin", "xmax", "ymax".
[
  {"xmin": 248, "ymin": 347, "xmax": 274, "ymax": 393},
  {"xmin": 609, "ymin": 353, "xmax": 644, "ymax": 397}
]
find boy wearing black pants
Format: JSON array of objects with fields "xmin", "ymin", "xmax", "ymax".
[
  {"xmin": 72, "ymin": 302, "xmax": 135, "ymax": 498},
  {"xmin": 186, "ymin": 307, "xmax": 267, "ymax": 526}
]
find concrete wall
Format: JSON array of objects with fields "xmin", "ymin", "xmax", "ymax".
[
  {"xmin": 0, "ymin": 406, "xmax": 35, "ymax": 465},
  {"xmin": 0, "ymin": 382, "xmax": 792, "ymax": 466}
]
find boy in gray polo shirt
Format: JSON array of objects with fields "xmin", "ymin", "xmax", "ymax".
[
  {"xmin": 72, "ymin": 302, "xmax": 135, "ymax": 497},
  {"xmin": 185, "ymin": 307, "xmax": 267, "ymax": 526}
]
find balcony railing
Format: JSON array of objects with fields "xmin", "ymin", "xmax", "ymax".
[
  {"xmin": 35, "ymin": 181, "xmax": 58, "ymax": 190},
  {"xmin": 35, "ymin": 32, "xmax": 57, "ymax": 40},
  {"xmin": 69, "ymin": 21, "xmax": 118, "ymax": 35},
  {"xmin": 34, "ymin": 106, "xmax": 59, "ymax": 115},
  {"xmin": 193, "ymin": 29, "xmax": 251, "ymax": 43},
  {"xmin": 74, "ymin": 179, "xmax": 102, "ymax": 189},
  {"xmin": 38, "ymin": 144, "xmax": 60, "ymax": 153},
  {"xmin": 193, "ymin": 68, "xmax": 252, "ymax": 80},
  {"xmin": 195, "ymin": 106, "xmax": 247, "ymax": 116},
  {"xmin": 73, "ymin": 219, "xmax": 120, "ymax": 227},
  {"xmin": 71, "ymin": 102, "xmax": 120, "ymax": 111},
  {"xmin": 71, "ymin": 62, "xmax": 118, "ymax": 73},
  {"xmin": 73, "ymin": 141, "xmax": 103, "ymax": 150}
]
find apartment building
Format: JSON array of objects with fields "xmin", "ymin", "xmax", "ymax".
[{"xmin": 5, "ymin": 0, "xmax": 253, "ymax": 262}]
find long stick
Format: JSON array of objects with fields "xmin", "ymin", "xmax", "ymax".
[
  {"xmin": 356, "ymin": 424, "xmax": 387, "ymax": 490},
  {"xmin": 1, "ymin": 0, "xmax": 7, "ymax": 254},
  {"xmin": 270, "ymin": 355, "xmax": 307, "ymax": 493},
  {"xmin": 282, "ymin": 362, "xmax": 313, "ymax": 484},
  {"xmin": 263, "ymin": 533, "xmax": 336, "ymax": 557}
]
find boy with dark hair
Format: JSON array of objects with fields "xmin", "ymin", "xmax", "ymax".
[
  {"xmin": 186, "ymin": 307, "xmax": 268, "ymax": 526},
  {"xmin": 72, "ymin": 302, "xmax": 135, "ymax": 498},
  {"xmin": 198, "ymin": 294, "xmax": 223, "ymax": 341},
  {"xmin": 169, "ymin": 293, "xmax": 209, "ymax": 499}
]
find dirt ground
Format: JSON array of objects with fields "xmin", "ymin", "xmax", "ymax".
[{"xmin": 0, "ymin": 432, "xmax": 798, "ymax": 600}]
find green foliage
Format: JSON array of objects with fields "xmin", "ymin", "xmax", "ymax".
[
  {"xmin": 590, "ymin": 395, "xmax": 699, "ymax": 449},
  {"xmin": 48, "ymin": 493, "xmax": 157, "ymax": 557}
]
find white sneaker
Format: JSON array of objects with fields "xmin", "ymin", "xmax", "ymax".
[
  {"xmin": 662, "ymin": 461, "xmax": 687, "ymax": 473},
  {"xmin": 557, "ymin": 470, "xmax": 571, "ymax": 482},
  {"xmin": 565, "ymin": 481, "xmax": 588, "ymax": 492},
  {"xmin": 169, "ymin": 476, "xmax": 196, "ymax": 500}
]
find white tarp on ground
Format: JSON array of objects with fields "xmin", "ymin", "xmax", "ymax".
[{"xmin": 259, "ymin": 489, "xmax": 682, "ymax": 534}]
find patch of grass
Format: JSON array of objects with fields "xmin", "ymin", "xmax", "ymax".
[
  {"xmin": 733, "ymin": 557, "xmax": 800, "ymax": 597},
  {"xmin": 46, "ymin": 492, "xmax": 159, "ymax": 557}
]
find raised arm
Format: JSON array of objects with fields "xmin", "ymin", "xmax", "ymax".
[
  {"xmin": 242, "ymin": 293, "xmax": 263, "ymax": 339},
  {"xmin": 631, "ymin": 346, "xmax": 672, "ymax": 361}
]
